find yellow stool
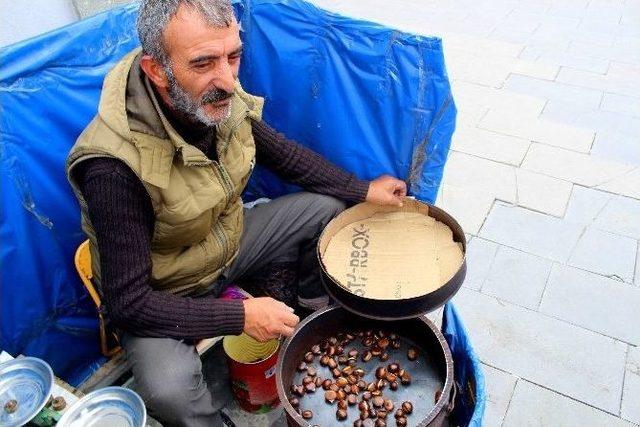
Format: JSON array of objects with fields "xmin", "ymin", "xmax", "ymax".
[{"xmin": 74, "ymin": 240, "xmax": 121, "ymax": 357}]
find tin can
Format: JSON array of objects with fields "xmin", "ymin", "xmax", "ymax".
[{"xmin": 223, "ymin": 333, "xmax": 280, "ymax": 413}]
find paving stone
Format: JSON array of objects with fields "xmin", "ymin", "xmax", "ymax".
[
  {"xmin": 563, "ymin": 185, "xmax": 612, "ymax": 225},
  {"xmin": 455, "ymin": 103, "xmax": 489, "ymax": 127},
  {"xmin": 568, "ymin": 27, "xmax": 619, "ymax": 46},
  {"xmin": 568, "ymin": 227, "xmax": 637, "ymax": 283},
  {"xmin": 518, "ymin": 43, "xmax": 567, "ymax": 62},
  {"xmin": 557, "ymin": 63, "xmax": 640, "ymax": 95},
  {"xmin": 0, "ymin": 0, "xmax": 78, "ymax": 48},
  {"xmin": 578, "ymin": 17, "xmax": 626, "ymax": 35},
  {"xmin": 511, "ymin": 58, "xmax": 560, "ymax": 80},
  {"xmin": 513, "ymin": 2, "xmax": 550, "ymax": 14},
  {"xmin": 516, "ymin": 169, "xmax": 573, "ymax": 217},
  {"xmin": 505, "ymin": 74, "xmax": 603, "ymax": 108},
  {"xmin": 587, "ymin": 0, "xmax": 626, "ymax": 18},
  {"xmin": 451, "ymin": 126, "xmax": 530, "ymax": 166},
  {"xmin": 534, "ymin": 51, "xmax": 611, "ymax": 74},
  {"xmin": 482, "ymin": 364, "xmax": 517, "ymax": 426},
  {"xmin": 481, "ymin": 246, "xmax": 553, "ymax": 309},
  {"xmin": 614, "ymin": 35, "xmax": 640, "ymax": 57},
  {"xmin": 540, "ymin": 264, "xmax": 640, "ymax": 344},
  {"xmin": 541, "ymin": 102, "xmax": 640, "ymax": 139},
  {"xmin": 622, "ymin": 345, "xmax": 640, "ymax": 424},
  {"xmin": 547, "ymin": 1, "xmax": 589, "ymax": 19},
  {"xmin": 591, "ymin": 131, "xmax": 640, "ymax": 168},
  {"xmin": 521, "ymin": 143, "xmax": 634, "ymax": 188},
  {"xmin": 565, "ymin": 179, "xmax": 640, "ymax": 223},
  {"xmin": 443, "ymin": 33, "xmax": 524, "ymax": 58},
  {"xmin": 462, "ymin": 237, "xmax": 499, "ymax": 290},
  {"xmin": 617, "ymin": 22, "xmax": 640, "ymax": 38},
  {"xmin": 527, "ymin": 28, "xmax": 596, "ymax": 47},
  {"xmin": 479, "ymin": 201, "xmax": 584, "ymax": 262},
  {"xmin": 538, "ymin": 100, "xmax": 594, "ymax": 126},
  {"xmin": 447, "ymin": 53, "xmax": 511, "ymax": 87},
  {"xmin": 500, "ymin": 12, "xmax": 542, "ymax": 34},
  {"xmin": 537, "ymin": 15, "xmax": 582, "ymax": 33},
  {"xmin": 633, "ymin": 244, "xmax": 640, "ymax": 286},
  {"xmin": 440, "ymin": 151, "xmax": 516, "ymax": 204},
  {"xmin": 503, "ymin": 380, "xmax": 634, "ymax": 427},
  {"xmin": 479, "ymin": 109, "xmax": 594, "ymax": 153},
  {"xmin": 451, "ymin": 81, "xmax": 546, "ymax": 117},
  {"xmin": 593, "ymin": 194, "xmax": 640, "ymax": 240},
  {"xmin": 438, "ymin": 17, "xmax": 495, "ymax": 38},
  {"xmin": 435, "ymin": 181, "xmax": 495, "ymax": 236},
  {"xmin": 568, "ymin": 40, "xmax": 640, "ymax": 64},
  {"xmin": 636, "ymin": 245, "xmax": 640, "ymax": 287},
  {"xmin": 597, "ymin": 168, "xmax": 640, "ymax": 200},
  {"xmin": 453, "ymin": 288, "xmax": 627, "ymax": 413},
  {"xmin": 491, "ymin": 28, "xmax": 536, "ymax": 44},
  {"xmin": 602, "ymin": 93, "xmax": 640, "ymax": 118}
]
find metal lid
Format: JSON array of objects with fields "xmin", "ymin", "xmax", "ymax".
[
  {"xmin": 57, "ymin": 387, "xmax": 146, "ymax": 427},
  {"xmin": 0, "ymin": 357, "xmax": 54, "ymax": 427}
]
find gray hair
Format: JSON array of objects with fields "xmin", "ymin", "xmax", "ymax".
[{"xmin": 137, "ymin": 0, "xmax": 236, "ymax": 65}]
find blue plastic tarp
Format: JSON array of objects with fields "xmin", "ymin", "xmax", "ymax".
[
  {"xmin": 0, "ymin": 0, "xmax": 461, "ymax": 391},
  {"xmin": 443, "ymin": 303, "xmax": 486, "ymax": 426}
]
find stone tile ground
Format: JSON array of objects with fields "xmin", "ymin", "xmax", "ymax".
[{"xmin": 305, "ymin": 0, "xmax": 640, "ymax": 424}]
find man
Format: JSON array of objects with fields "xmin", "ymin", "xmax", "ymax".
[{"xmin": 66, "ymin": 0, "xmax": 406, "ymax": 425}]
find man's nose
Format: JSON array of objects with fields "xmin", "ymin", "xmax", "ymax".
[{"xmin": 216, "ymin": 61, "xmax": 236, "ymax": 94}]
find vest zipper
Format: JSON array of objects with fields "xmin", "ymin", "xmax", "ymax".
[
  {"xmin": 208, "ymin": 113, "xmax": 249, "ymax": 268},
  {"xmin": 211, "ymin": 220, "xmax": 228, "ymax": 268},
  {"xmin": 208, "ymin": 163, "xmax": 234, "ymax": 265}
]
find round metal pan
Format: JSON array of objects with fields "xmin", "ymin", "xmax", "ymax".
[
  {"xmin": 56, "ymin": 386, "xmax": 146, "ymax": 427},
  {"xmin": 0, "ymin": 357, "xmax": 54, "ymax": 427},
  {"xmin": 317, "ymin": 200, "xmax": 467, "ymax": 320},
  {"xmin": 276, "ymin": 306, "xmax": 454, "ymax": 427}
]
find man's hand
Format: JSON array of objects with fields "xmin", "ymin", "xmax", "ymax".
[
  {"xmin": 243, "ymin": 297, "xmax": 300, "ymax": 342},
  {"xmin": 366, "ymin": 175, "xmax": 407, "ymax": 207}
]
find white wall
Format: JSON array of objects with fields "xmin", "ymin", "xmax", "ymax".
[{"xmin": 0, "ymin": 0, "xmax": 78, "ymax": 48}]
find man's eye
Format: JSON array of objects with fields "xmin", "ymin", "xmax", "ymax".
[
  {"xmin": 229, "ymin": 55, "xmax": 241, "ymax": 62},
  {"xmin": 194, "ymin": 63, "xmax": 209, "ymax": 69}
]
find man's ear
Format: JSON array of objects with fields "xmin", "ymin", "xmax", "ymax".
[{"xmin": 140, "ymin": 54, "xmax": 169, "ymax": 89}]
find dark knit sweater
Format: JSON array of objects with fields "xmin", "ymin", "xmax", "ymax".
[{"xmin": 74, "ymin": 119, "xmax": 369, "ymax": 340}]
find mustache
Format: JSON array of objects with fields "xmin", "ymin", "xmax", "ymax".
[{"xmin": 202, "ymin": 88, "xmax": 233, "ymax": 104}]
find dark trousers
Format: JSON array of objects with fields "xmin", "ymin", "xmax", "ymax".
[{"xmin": 122, "ymin": 192, "xmax": 345, "ymax": 426}]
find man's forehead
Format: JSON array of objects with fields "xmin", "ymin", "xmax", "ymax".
[{"xmin": 163, "ymin": 4, "xmax": 241, "ymax": 59}]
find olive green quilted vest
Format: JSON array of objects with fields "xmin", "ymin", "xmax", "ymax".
[{"xmin": 67, "ymin": 49, "xmax": 264, "ymax": 295}]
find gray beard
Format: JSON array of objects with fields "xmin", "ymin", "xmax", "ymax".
[{"xmin": 165, "ymin": 67, "xmax": 231, "ymax": 127}]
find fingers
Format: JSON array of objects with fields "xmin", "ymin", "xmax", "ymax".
[
  {"xmin": 392, "ymin": 179, "xmax": 407, "ymax": 193},
  {"xmin": 278, "ymin": 324, "xmax": 295, "ymax": 337},
  {"xmin": 397, "ymin": 180, "xmax": 408, "ymax": 196},
  {"xmin": 282, "ymin": 311, "xmax": 300, "ymax": 327}
]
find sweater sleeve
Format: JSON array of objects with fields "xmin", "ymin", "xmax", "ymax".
[
  {"xmin": 74, "ymin": 158, "xmax": 245, "ymax": 340},
  {"xmin": 252, "ymin": 120, "xmax": 370, "ymax": 204}
]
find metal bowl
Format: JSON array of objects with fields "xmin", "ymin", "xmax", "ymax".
[
  {"xmin": 318, "ymin": 200, "xmax": 467, "ymax": 320},
  {"xmin": 56, "ymin": 386, "xmax": 146, "ymax": 427},
  {"xmin": 0, "ymin": 357, "xmax": 54, "ymax": 427},
  {"xmin": 276, "ymin": 306, "xmax": 454, "ymax": 426}
]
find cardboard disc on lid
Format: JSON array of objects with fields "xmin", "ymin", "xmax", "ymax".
[{"xmin": 317, "ymin": 198, "xmax": 466, "ymax": 320}]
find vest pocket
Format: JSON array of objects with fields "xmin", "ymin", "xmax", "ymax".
[{"xmin": 152, "ymin": 211, "xmax": 212, "ymax": 249}]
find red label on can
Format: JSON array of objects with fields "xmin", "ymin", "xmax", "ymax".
[{"xmin": 227, "ymin": 348, "xmax": 280, "ymax": 413}]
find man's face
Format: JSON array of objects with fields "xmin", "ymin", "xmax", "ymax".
[{"xmin": 161, "ymin": 4, "xmax": 242, "ymax": 126}]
